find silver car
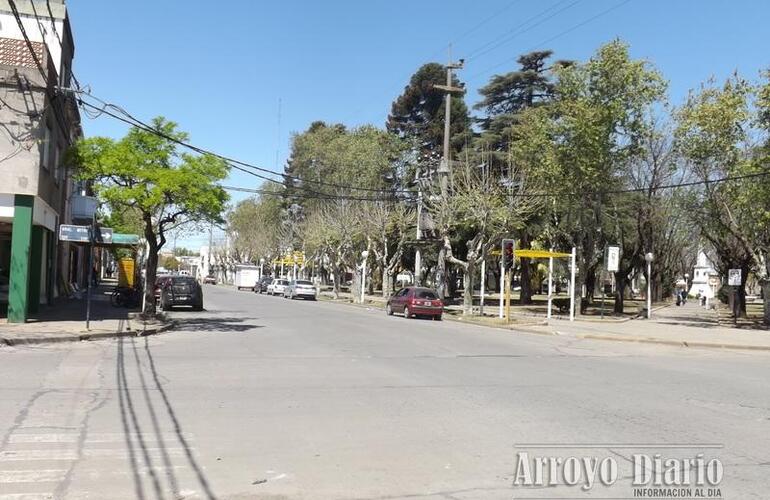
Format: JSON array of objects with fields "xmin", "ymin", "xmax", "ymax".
[
  {"xmin": 267, "ymin": 278, "xmax": 289, "ymax": 296},
  {"xmin": 284, "ymin": 279, "xmax": 317, "ymax": 300}
]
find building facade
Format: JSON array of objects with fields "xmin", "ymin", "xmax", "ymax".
[{"xmin": 0, "ymin": 0, "xmax": 81, "ymax": 322}]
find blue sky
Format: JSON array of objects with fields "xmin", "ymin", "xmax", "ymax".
[{"xmin": 68, "ymin": 0, "xmax": 770, "ymax": 247}]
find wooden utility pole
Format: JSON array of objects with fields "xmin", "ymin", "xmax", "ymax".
[{"xmin": 433, "ymin": 52, "xmax": 464, "ymax": 199}]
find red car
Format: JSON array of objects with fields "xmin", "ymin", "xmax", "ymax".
[{"xmin": 386, "ymin": 286, "xmax": 443, "ymax": 320}]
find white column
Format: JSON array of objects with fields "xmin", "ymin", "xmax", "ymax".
[
  {"xmin": 647, "ymin": 261, "xmax": 652, "ymax": 319},
  {"xmin": 499, "ymin": 261, "xmax": 504, "ymax": 319},
  {"xmin": 547, "ymin": 250, "xmax": 554, "ymax": 320},
  {"xmin": 480, "ymin": 259, "xmax": 486, "ymax": 316},
  {"xmin": 361, "ymin": 259, "xmax": 367, "ymax": 303},
  {"xmin": 569, "ymin": 247, "xmax": 576, "ymax": 322}
]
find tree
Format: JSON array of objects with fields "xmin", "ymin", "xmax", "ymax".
[
  {"xmin": 161, "ymin": 255, "xmax": 180, "ymax": 271},
  {"xmin": 523, "ymin": 40, "xmax": 667, "ymax": 314},
  {"xmin": 69, "ymin": 117, "xmax": 229, "ymax": 316},
  {"xmin": 475, "ymin": 50, "xmax": 561, "ymax": 304},
  {"xmin": 387, "ymin": 63, "xmax": 471, "ymax": 165},
  {"xmin": 676, "ymin": 74, "xmax": 770, "ymax": 320}
]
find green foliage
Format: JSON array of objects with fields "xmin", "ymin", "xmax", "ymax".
[
  {"xmin": 68, "ymin": 117, "xmax": 229, "ymax": 314},
  {"xmin": 386, "ymin": 63, "xmax": 471, "ymax": 157},
  {"xmin": 161, "ymin": 255, "xmax": 180, "ymax": 271}
]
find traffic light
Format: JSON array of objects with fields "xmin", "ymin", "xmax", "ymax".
[{"xmin": 502, "ymin": 239, "xmax": 515, "ymax": 270}]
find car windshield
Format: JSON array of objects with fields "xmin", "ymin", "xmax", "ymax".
[
  {"xmin": 415, "ymin": 289, "xmax": 438, "ymax": 299},
  {"xmin": 296, "ymin": 280, "xmax": 313, "ymax": 285},
  {"xmin": 172, "ymin": 277, "xmax": 195, "ymax": 285}
]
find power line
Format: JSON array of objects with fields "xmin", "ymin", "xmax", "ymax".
[
  {"xmin": 73, "ymin": 90, "xmax": 410, "ymax": 195},
  {"xmin": 76, "ymin": 100, "xmax": 401, "ymax": 202},
  {"xmin": 465, "ymin": 0, "xmax": 582, "ymax": 62},
  {"xmin": 466, "ymin": 0, "xmax": 632, "ymax": 83},
  {"xmin": 7, "ymin": 0, "xmax": 71, "ymax": 145}
]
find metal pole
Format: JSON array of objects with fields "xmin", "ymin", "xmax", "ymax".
[
  {"xmin": 547, "ymin": 251, "xmax": 553, "ymax": 320},
  {"xmin": 479, "ymin": 259, "xmax": 486, "ymax": 316},
  {"xmin": 647, "ymin": 261, "xmax": 652, "ymax": 319},
  {"xmin": 441, "ymin": 65, "xmax": 451, "ymax": 199},
  {"xmin": 569, "ymin": 247, "xmax": 576, "ymax": 322},
  {"xmin": 415, "ymin": 166, "xmax": 422, "ymax": 286},
  {"xmin": 86, "ymin": 214, "xmax": 94, "ymax": 330},
  {"xmin": 499, "ymin": 261, "xmax": 504, "ymax": 319},
  {"xmin": 505, "ymin": 270, "xmax": 512, "ymax": 323}
]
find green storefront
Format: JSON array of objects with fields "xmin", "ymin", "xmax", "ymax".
[{"xmin": 1, "ymin": 194, "xmax": 57, "ymax": 323}]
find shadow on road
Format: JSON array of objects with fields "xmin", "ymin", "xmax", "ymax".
[
  {"xmin": 172, "ymin": 316, "xmax": 264, "ymax": 333},
  {"xmin": 116, "ymin": 335, "xmax": 218, "ymax": 499}
]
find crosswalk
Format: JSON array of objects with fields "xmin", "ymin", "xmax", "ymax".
[
  {"xmin": 0, "ymin": 342, "xmax": 208, "ymax": 499},
  {"xmin": 0, "ymin": 428, "xmax": 199, "ymax": 499}
]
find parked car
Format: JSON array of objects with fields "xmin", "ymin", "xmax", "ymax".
[
  {"xmin": 159, "ymin": 276, "xmax": 204, "ymax": 311},
  {"xmin": 266, "ymin": 278, "xmax": 289, "ymax": 296},
  {"xmin": 283, "ymin": 279, "xmax": 317, "ymax": 300},
  {"xmin": 253, "ymin": 276, "xmax": 273, "ymax": 294},
  {"xmin": 203, "ymin": 275, "xmax": 217, "ymax": 285},
  {"xmin": 154, "ymin": 275, "xmax": 173, "ymax": 302},
  {"xmin": 386, "ymin": 286, "xmax": 443, "ymax": 320}
]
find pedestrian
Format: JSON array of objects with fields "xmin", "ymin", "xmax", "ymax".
[
  {"xmin": 680, "ymin": 289, "xmax": 687, "ymax": 305},
  {"xmin": 676, "ymin": 291, "xmax": 681, "ymax": 306}
]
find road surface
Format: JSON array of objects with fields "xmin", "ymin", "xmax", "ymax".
[{"xmin": 0, "ymin": 284, "xmax": 768, "ymax": 499}]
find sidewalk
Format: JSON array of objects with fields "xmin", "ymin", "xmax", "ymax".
[
  {"xmin": 323, "ymin": 289, "xmax": 770, "ymax": 351},
  {"xmin": 522, "ymin": 301, "xmax": 770, "ymax": 351},
  {"xmin": 0, "ymin": 281, "xmax": 172, "ymax": 346}
]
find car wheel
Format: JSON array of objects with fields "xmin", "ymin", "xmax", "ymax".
[
  {"xmin": 404, "ymin": 305, "xmax": 412, "ymax": 318},
  {"xmin": 433, "ymin": 315, "xmax": 442, "ymax": 321},
  {"xmin": 193, "ymin": 302, "xmax": 203, "ymax": 311},
  {"xmin": 386, "ymin": 303, "xmax": 393, "ymax": 316}
]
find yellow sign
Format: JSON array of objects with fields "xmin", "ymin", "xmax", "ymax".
[
  {"xmin": 489, "ymin": 249, "xmax": 571, "ymax": 259},
  {"xmin": 118, "ymin": 258, "xmax": 135, "ymax": 287},
  {"xmin": 272, "ymin": 251, "xmax": 305, "ymax": 266}
]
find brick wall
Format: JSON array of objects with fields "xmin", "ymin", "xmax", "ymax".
[{"xmin": 0, "ymin": 37, "xmax": 44, "ymax": 69}]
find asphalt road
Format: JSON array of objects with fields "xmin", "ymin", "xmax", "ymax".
[{"xmin": 0, "ymin": 285, "xmax": 768, "ymax": 499}]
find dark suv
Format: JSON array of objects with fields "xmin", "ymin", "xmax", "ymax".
[
  {"xmin": 253, "ymin": 276, "xmax": 273, "ymax": 294},
  {"xmin": 159, "ymin": 276, "xmax": 203, "ymax": 311}
]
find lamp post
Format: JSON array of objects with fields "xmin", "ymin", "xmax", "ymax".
[
  {"xmin": 645, "ymin": 252, "xmax": 654, "ymax": 319},
  {"xmin": 360, "ymin": 250, "xmax": 369, "ymax": 304}
]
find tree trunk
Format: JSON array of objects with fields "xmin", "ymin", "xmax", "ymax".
[
  {"xmin": 143, "ymin": 242, "xmax": 158, "ymax": 316},
  {"xmin": 436, "ymin": 244, "xmax": 448, "ymax": 300},
  {"xmin": 613, "ymin": 270, "xmax": 626, "ymax": 314},
  {"xmin": 463, "ymin": 259, "xmax": 475, "ymax": 315},
  {"xmin": 382, "ymin": 267, "xmax": 392, "ymax": 298},
  {"xmin": 761, "ymin": 280, "xmax": 770, "ymax": 325}
]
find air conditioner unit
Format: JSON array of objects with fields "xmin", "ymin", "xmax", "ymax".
[{"xmin": 71, "ymin": 195, "xmax": 97, "ymax": 219}]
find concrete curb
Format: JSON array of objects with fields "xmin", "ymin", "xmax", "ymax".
[
  {"xmin": 570, "ymin": 332, "xmax": 770, "ymax": 352},
  {"xmin": 283, "ymin": 292, "xmax": 770, "ymax": 352},
  {"xmin": 0, "ymin": 320, "xmax": 176, "ymax": 347}
]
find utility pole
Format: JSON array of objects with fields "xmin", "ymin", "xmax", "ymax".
[
  {"xmin": 433, "ymin": 52, "xmax": 464, "ymax": 199},
  {"xmin": 207, "ymin": 222, "xmax": 213, "ymax": 278},
  {"xmin": 414, "ymin": 165, "xmax": 422, "ymax": 286}
]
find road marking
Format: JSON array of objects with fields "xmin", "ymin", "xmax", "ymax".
[
  {"xmin": 0, "ymin": 495, "xmax": 55, "ymax": 500},
  {"xmin": 7, "ymin": 433, "xmax": 194, "ymax": 444},
  {"xmin": 0, "ymin": 448, "xmax": 188, "ymax": 461},
  {"xmin": 0, "ymin": 469, "xmax": 66, "ymax": 483}
]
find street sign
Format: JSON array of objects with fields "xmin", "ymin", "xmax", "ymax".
[
  {"xmin": 112, "ymin": 233, "xmax": 140, "ymax": 245},
  {"xmin": 728, "ymin": 268, "xmax": 741, "ymax": 286},
  {"xmin": 604, "ymin": 245, "xmax": 620, "ymax": 273},
  {"xmin": 94, "ymin": 227, "xmax": 113, "ymax": 244},
  {"xmin": 59, "ymin": 224, "xmax": 90, "ymax": 243}
]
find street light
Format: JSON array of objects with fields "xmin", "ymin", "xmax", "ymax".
[
  {"xmin": 645, "ymin": 252, "xmax": 654, "ymax": 319},
  {"xmin": 361, "ymin": 250, "xmax": 369, "ymax": 304}
]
